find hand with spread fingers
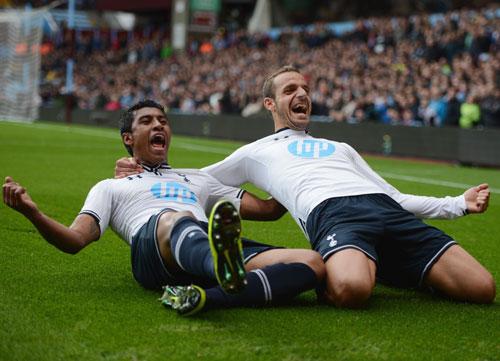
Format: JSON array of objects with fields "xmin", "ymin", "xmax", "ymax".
[{"xmin": 464, "ymin": 183, "xmax": 490, "ymax": 214}]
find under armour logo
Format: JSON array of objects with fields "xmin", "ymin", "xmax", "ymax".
[
  {"xmin": 327, "ymin": 233, "xmax": 338, "ymax": 247},
  {"xmin": 176, "ymin": 173, "xmax": 191, "ymax": 183}
]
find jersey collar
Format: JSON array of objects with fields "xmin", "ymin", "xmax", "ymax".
[
  {"xmin": 275, "ymin": 127, "xmax": 290, "ymax": 133},
  {"xmin": 141, "ymin": 162, "xmax": 171, "ymax": 173},
  {"xmin": 275, "ymin": 127, "xmax": 308, "ymax": 134}
]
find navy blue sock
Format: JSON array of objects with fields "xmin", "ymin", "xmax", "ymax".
[
  {"xmin": 204, "ymin": 263, "xmax": 317, "ymax": 309},
  {"xmin": 169, "ymin": 217, "xmax": 215, "ymax": 279}
]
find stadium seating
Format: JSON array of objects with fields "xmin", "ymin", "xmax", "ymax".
[{"xmin": 39, "ymin": 6, "xmax": 500, "ymax": 128}]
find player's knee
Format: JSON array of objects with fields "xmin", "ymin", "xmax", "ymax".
[
  {"xmin": 159, "ymin": 210, "xmax": 195, "ymax": 229},
  {"xmin": 157, "ymin": 210, "xmax": 196, "ymax": 246},
  {"xmin": 471, "ymin": 273, "xmax": 496, "ymax": 304},
  {"xmin": 301, "ymin": 251, "xmax": 326, "ymax": 281},
  {"xmin": 327, "ymin": 277, "xmax": 374, "ymax": 309},
  {"xmin": 167, "ymin": 210, "xmax": 196, "ymax": 222},
  {"xmin": 156, "ymin": 211, "xmax": 196, "ymax": 271}
]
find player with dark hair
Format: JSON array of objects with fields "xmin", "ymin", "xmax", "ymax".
[
  {"xmin": 200, "ymin": 66, "xmax": 495, "ymax": 307},
  {"xmin": 3, "ymin": 99, "xmax": 324, "ymax": 316}
]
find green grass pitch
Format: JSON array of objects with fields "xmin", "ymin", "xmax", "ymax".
[{"xmin": 1, "ymin": 121, "xmax": 499, "ymax": 361}]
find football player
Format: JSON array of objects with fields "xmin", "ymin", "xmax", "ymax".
[
  {"xmin": 3, "ymin": 100, "xmax": 325, "ymax": 316},
  {"xmin": 201, "ymin": 66, "xmax": 494, "ymax": 307}
]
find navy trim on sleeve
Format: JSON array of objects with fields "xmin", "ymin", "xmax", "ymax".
[
  {"xmin": 237, "ymin": 189, "xmax": 246, "ymax": 199},
  {"xmin": 80, "ymin": 210, "xmax": 101, "ymax": 224}
]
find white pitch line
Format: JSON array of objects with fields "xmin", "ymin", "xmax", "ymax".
[
  {"xmin": 8, "ymin": 122, "xmax": 234, "ymax": 154},
  {"xmin": 378, "ymin": 171, "xmax": 500, "ymax": 194},
  {"xmin": 4, "ymin": 121, "xmax": 499, "ymax": 194},
  {"xmin": 4, "ymin": 121, "xmax": 119, "ymax": 139},
  {"xmin": 173, "ymin": 142, "xmax": 232, "ymax": 155}
]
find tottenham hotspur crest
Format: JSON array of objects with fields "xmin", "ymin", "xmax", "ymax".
[{"xmin": 327, "ymin": 233, "xmax": 338, "ymax": 247}]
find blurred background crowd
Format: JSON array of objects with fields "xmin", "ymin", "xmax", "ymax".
[{"xmin": 39, "ymin": 5, "xmax": 500, "ymax": 128}]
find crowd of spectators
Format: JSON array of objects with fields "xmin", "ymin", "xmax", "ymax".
[{"xmin": 40, "ymin": 6, "xmax": 500, "ymax": 128}]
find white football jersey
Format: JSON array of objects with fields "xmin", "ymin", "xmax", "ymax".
[
  {"xmin": 203, "ymin": 129, "xmax": 466, "ymax": 237},
  {"xmin": 80, "ymin": 165, "xmax": 244, "ymax": 244}
]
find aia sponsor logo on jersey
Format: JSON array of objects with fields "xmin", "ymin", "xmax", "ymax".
[
  {"xmin": 287, "ymin": 140, "xmax": 335, "ymax": 159},
  {"xmin": 150, "ymin": 182, "xmax": 198, "ymax": 204}
]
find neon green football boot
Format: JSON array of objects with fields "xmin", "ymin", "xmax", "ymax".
[
  {"xmin": 208, "ymin": 200, "xmax": 247, "ymax": 294},
  {"xmin": 160, "ymin": 285, "xmax": 206, "ymax": 316}
]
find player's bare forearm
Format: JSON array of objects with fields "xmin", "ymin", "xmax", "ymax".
[
  {"xmin": 3, "ymin": 176, "xmax": 98, "ymax": 254},
  {"xmin": 240, "ymin": 192, "xmax": 287, "ymax": 221},
  {"xmin": 28, "ymin": 213, "xmax": 99, "ymax": 254}
]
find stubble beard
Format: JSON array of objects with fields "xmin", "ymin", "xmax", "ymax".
[{"xmin": 279, "ymin": 106, "xmax": 309, "ymax": 131}]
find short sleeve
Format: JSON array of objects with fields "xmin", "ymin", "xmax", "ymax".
[
  {"xmin": 202, "ymin": 146, "xmax": 249, "ymax": 187},
  {"xmin": 79, "ymin": 180, "xmax": 113, "ymax": 236}
]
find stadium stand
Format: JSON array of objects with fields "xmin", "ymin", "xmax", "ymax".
[{"xmin": 39, "ymin": 6, "xmax": 499, "ymax": 128}]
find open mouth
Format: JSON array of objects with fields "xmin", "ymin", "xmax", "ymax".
[
  {"xmin": 150, "ymin": 133, "xmax": 166, "ymax": 149},
  {"xmin": 291, "ymin": 103, "xmax": 308, "ymax": 115}
]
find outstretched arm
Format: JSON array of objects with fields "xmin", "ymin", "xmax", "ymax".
[
  {"xmin": 240, "ymin": 192, "xmax": 287, "ymax": 221},
  {"xmin": 392, "ymin": 183, "xmax": 490, "ymax": 219},
  {"xmin": 345, "ymin": 144, "xmax": 488, "ymax": 219},
  {"xmin": 115, "ymin": 157, "xmax": 144, "ymax": 178},
  {"xmin": 3, "ymin": 176, "xmax": 99, "ymax": 254}
]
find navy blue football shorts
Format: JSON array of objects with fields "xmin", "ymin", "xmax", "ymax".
[
  {"xmin": 131, "ymin": 209, "xmax": 277, "ymax": 290},
  {"xmin": 306, "ymin": 193, "xmax": 457, "ymax": 288}
]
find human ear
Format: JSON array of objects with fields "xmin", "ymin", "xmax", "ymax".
[
  {"xmin": 263, "ymin": 97, "xmax": 275, "ymax": 112},
  {"xmin": 122, "ymin": 133, "xmax": 133, "ymax": 146}
]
